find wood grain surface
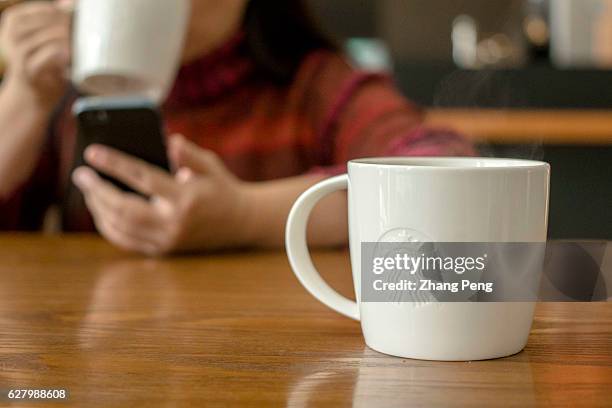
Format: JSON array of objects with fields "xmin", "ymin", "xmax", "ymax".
[
  {"xmin": 0, "ymin": 235, "xmax": 610, "ymax": 407},
  {"xmin": 426, "ymin": 109, "xmax": 612, "ymax": 145}
]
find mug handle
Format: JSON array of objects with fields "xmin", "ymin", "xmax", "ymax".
[{"xmin": 285, "ymin": 175, "xmax": 360, "ymax": 321}]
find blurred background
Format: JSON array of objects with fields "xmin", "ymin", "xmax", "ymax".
[
  {"xmin": 0, "ymin": 0, "xmax": 609, "ymax": 240},
  {"xmin": 310, "ymin": 0, "xmax": 612, "ymax": 240}
]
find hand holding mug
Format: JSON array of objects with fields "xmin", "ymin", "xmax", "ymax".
[{"xmin": 0, "ymin": 0, "xmax": 73, "ymax": 109}]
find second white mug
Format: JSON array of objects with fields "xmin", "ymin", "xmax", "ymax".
[{"xmin": 72, "ymin": 0, "xmax": 190, "ymax": 103}]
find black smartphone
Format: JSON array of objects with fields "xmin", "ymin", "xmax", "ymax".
[{"xmin": 72, "ymin": 97, "xmax": 170, "ymax": 193}]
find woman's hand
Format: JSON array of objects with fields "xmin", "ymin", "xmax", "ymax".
[
  {"xmin": 0, "ymin": 0, "xmax": 72, "ymax": 109},
  {"xmin": 72, "ymin": 135, "xmax": 255, "ymax": 256}
]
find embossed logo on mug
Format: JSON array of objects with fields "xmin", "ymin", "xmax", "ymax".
[{"xmin": 374, "ymin": 228, "xmax": 437, "ymax": 306}]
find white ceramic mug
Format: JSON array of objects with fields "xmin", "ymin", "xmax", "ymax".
[
  {"xmin": 72, "ymin": 0, "xmax": 190, "ymax": 103},
  {"xmin": 286, "ymin": 157, "xmax": 550, "ymax": 361}
]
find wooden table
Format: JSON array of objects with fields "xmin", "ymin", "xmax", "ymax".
[
  {"xmin": 0, "ymin": 235, "xmax": 610, "ymax": 407},
  {"xmin": 426, "ymin": 109, "xmax": 612, "ymax": 145}
]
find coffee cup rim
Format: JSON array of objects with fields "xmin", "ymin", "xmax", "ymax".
[{"xmin": 349, "ymin": 157, "xmax": 550, "ymax": 171}]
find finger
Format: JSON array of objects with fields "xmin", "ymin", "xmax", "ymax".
[
  {"xmin": 169, "ymin": 134, "xmax": 225, "ymax": 176},
  {"xmin": 73, "ymin": 167, "xmax": 165, "ymax": 232},
  {"xmin": 2, "ymin": 3, "xmax": 64, "ymax": 39},
  {"xmin": 3, "ymin": 2, "xmax": 58, "ymax": 21},
  {"xmin": 11, "ymin": 11, "xmax": 69, "ymax": 43},
  {"xmin": 55, "ymin": 0, "xmax": 75, "ymax": 13},
  {"xmin": 94, "ymin": 215, "xmax": 159, "ymax": 256},
  {"xmin": 73, "ymin": 167, "xmax": 167, "ymax": 250},
  {"xmin": 175, "ymin": 167, "xmax": 196, "ymax": 184},
  {"xmin": 21, "ymin": 23, "xmax": 69, "ymax": 58},
  {"xmin": 85, "ymin": 145, "xmax": 179, "ymax": 200},
  {"xmin": 85, "ymin": 195, "xmax": 160, "ymax": 255},
  {"xmin": 25, "ymin": 39, "xmax": 69, "ymax": 81},
  {"xmin": 87, "ymin": 186, "xmax": 164, "ymax": 245}
]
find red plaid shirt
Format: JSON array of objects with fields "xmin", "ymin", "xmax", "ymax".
[{"xmin": 0, "ymin": 35, "xmax": 474, "ymax": 232}]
